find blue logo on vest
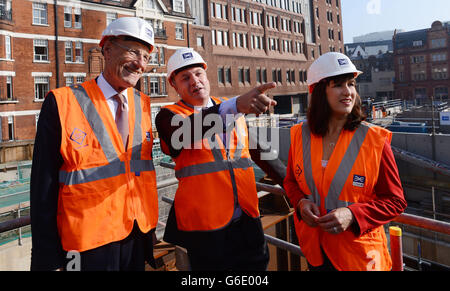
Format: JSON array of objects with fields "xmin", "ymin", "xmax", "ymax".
[
  {"xmin": 70, "ymin": 128, "xmax": 88, "ymax": 149},
  {"xmin": 352, "ymin": 174, "xmax": 366, "ymax": 188},
  {"xmin": 146, "ymin": 131, "xmax": 151, "ymax": 141}
]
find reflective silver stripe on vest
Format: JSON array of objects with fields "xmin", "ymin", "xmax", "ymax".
[
  {"xmin": 324, "ymin": 124, "xmax": 370, "ymax": 210},
  {"xmin": 60, "ymin": 86, "xmax": 153, "ymax": 186},
  {"xmin": 70, "ymin": 85, "xmax": 118, "ymax": 162},
  {"xmin": 59, "ymin": 160, "xmax": 126, "ymax": 186},
  {"xmin": 131, "ymin": 89, "xmax": 143, "ymax": 161},
  {"xmin": 301, "ymin": 123, "xmax": 321, "ymax": 207},
  {"xmin": 175, "ymin": 158, "xmax": 252, "ymax": 179}
]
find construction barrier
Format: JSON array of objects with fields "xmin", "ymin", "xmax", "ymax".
[{"xmin": 389, "ymin": 226, "xmax": 403, "ymax": 271}]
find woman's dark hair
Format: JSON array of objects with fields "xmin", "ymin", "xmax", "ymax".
[{"xmin": 307, "ymin": 73, "xmax": 366, "ymax": 136}]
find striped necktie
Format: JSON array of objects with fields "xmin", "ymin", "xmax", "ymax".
[{"xmin": 113, "ymin": 93, "xmax": 129, "ymax": 148}]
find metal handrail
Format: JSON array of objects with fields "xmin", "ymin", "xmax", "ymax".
[{"xmin": 2, "ymin": 171, "xmax": 450, "ymax": 240}]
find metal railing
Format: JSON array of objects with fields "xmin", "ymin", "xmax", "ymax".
[{"xmin": 1, "ymin": 164, "xmax": 450, "ymax": 269}]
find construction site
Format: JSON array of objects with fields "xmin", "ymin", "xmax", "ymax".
[{"xmin": 0, "ymin": 99, "xmax": 449, "ymax": 271}]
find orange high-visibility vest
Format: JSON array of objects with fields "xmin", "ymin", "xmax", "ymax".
[
  {"xmin": 290, "ymin": 121, "xmax": 393, "ymax": 271},
  {"xmin": 161, "ymin": 97, "xmax": 259, "ymax": 231},
  {"xmin": 53, "ymin": 79, "xmax": 158, "ymax": 252}
]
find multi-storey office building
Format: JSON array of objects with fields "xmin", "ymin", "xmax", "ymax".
[
  {"xmin": 187, "ymin": 0, "xmax": 344, "ymax": 114},
  {"xmin": 0, "ymin": 0, "xmax": 192, "ymax": 145},
  {"xmin": 393, "ymin": 21, "xmax": 450, "ymax": 103}
]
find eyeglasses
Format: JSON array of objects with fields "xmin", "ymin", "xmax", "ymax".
[{"xmin": 112, "ymin": 41, "xmax": 151, "ymax": 63}]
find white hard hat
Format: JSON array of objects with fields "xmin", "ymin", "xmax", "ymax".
[
  {"xmin": 167, "ymin": 48, "xmax": 207, "ymax": 80},
  {"xmin": 100, "ymin": 17, "xmax": 155, "ymax": 52},
  {"xmin": 307, "ymin": 52, "xmax": 362, "ymax": 93}
]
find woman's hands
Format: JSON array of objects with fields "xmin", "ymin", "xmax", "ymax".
[{"xmin": 297, "ymin": 199, "xmax": 355, "ymax": 234}]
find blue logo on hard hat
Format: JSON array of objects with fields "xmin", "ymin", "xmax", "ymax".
[
  {"xmin": 182, "ymin": 52, "xmax": 193, "ymax": 60},
  {"xmin": 338, "ymin": 58, "xmax": 349, "ymax": 66},
  {"xmin": 145, "ymin": 27, "xmax": 153, "ymax": 39}
]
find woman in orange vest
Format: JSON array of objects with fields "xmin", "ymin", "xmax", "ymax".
[{"xmin": 284, "ymin": 52, "xmax": 407, "ymax": 271}]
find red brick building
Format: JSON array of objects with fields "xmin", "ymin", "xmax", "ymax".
[
  {"xmin": 393, "ymin": 21, "xmax": 450, "ymax": 103},
  {"xmin": 0, "ymin": 0, "xmax": 344, "ymax": 154},
  {"xmin": 0, "ymin": 0, "xmax": 192, "ymax": 145},
  {"xmin": 188, "ymin": 0, "xmax": 344, "ymax": 114}
]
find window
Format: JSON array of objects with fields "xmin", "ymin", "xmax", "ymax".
[
  {"xmin": 211, "ymin": 3, "xmax": 227, "ymax": 20},
  {"xmin": 33, "ymin": 2, "xmax": 47, "ymax": 25},
  {"xmin": 65, "ymin": 41, "xmax": 83, "ymax": 63},
  {"xmin": 175, "ymin": 23, "xmax": 184, "ymax": 39},
  {"xmin": 225, "ymin": 68, "xmax": 231, "ymax": 84},
  {"xmin": 34, "ymin": 39, "xmax": 48, "ymax": 61},
  {"xmin": 159, "ymin": 47, "xmax": 165, "ymax": 65},
  {"xmin": 150, "ymin": 77, "xmax": 159, "ymax": 95},
  {"xmin": 106, "ymin": 12, "xmax": 117, "ymax": 26},
  {"xmin": 146, "ymin": 0, "xmax": 156, "ymax": 9},
  {"xmin": 65, "ymin": 42, "xmax": 73, "ymax": 62},
  {"xmin": 64, "ymin": 6, "xmax": 72, "ymax": 27},
  {"xmin": 6, "ymin": 76, "xmax": 13, "ymax": 100},
  {"xmin": 434, "ymin": 87, "xmax": 448, "ymax": 100},
  {"xmin": 232, "ymin": 6, "xmax": 246, "ymax": 23},
  {"xmin": 244, "ymin": 68, "xmax": 250, "ymax": 84},
  {"xmin": 413, "ymin": 40, "xmax": 423, "ymax": 47},
  {"xmin": 432, "ymin": 67, "xmax": 448, "ymax": 80},
  {"xmin": 5, "ymin": 35, "xmax": 11, "ymax": 59},
  {"xmin": 196, "ymin": 35, "xmax": 204, "ymax": 48},
  {"xmin": 238, "ymin": 68, "xmax": 244, "ymax": 83},
  {"xmin": 432, "ymin": 53, "xmax": 447, "ymax": 62},
  {"xmin": 173, "ymin": 0, "xmax": 185, "ymax": 13},
  {"xmin": 256, "ymin": 68, "xmax": 267, "ymax": 84},
  {"xmin": 65, "ymin": 75, "xmax": 85, "ymax": 86},
  {"xmin": 149, "ymin": 52, "xmax": 158, "ymax": 65},
  {"xmin": 8, "ymin": 116, "xmax": 13, "ymax": 141},
  {"xmin": 410, "ymin": 55, "xmax": 425, "ymax": 64},
  {"xmin": 75, "ymin": 42, "xmax": 83, "ymax": 62},
  {"xmin": 34, "ymin": 76, "xmax": 49, "ymax": 100},
  {"xmin": 431, "ymin": 38, "xmax": 446, "ymax": 48},
  {"xmin": 217, "ymin": 67, "xmax": 224, "ymax": 85},
  {"xmin": 74, "ymin": 7, "xmax": 82, "ymax": 28}
]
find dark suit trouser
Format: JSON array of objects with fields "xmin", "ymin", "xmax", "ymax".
[
  {"xmin": 66, "ymin": 222, "xmax": 155, "ymax": 271},
  {"xmin": 185, "ymin": 213, "xmax": 269, "ymax": 271}
]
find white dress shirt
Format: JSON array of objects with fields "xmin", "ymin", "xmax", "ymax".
[{"xmin": 97, "ymin": 73, "xmax": 129, "ymax": 121}]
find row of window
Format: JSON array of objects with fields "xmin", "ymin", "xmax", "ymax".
[
  {"xmin": 0, "ymin": 74, "xmax": 169, "ymax": 102},
  {"xmin": 210, "ymin": 31, "xmax": 305, "ymax": 54},
  {"xmin": 3, "ymin": 35, "xmax": 169, "ymax": 67},
  {"xmin": 29, "ymin": 2, "xmax": 185, "ymax": 41},
  {"xmin": 251, "ymin": 0, "xmax": 310, "ymax": 14},
  {"xmin": 216, "ymin": 67, "xmax": 308, "ymax": 86},
  {"xmin": 142, "ymin": 76, "xmax": 167, "ymax": 97},
  {"xmin": 398, "ymin": 67, "xmax": 448, "ymax": 81},
  {"xmin": 398, "ymin": 53, "xmax": 448, "ymax": 64},
  {"xmin": 411, "ymin": 38, "xmax": 447, "ymax": 49},
  {"xmin": 0, "ymin": 74, "xmax": 84, "ymax": 101},
  {"xmin": 211, "ymin": 2, "xmax": 306, "ymax": 34}
]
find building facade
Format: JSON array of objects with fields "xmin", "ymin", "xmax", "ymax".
[
  {"xmin": 345, "ymin": 38, "xmax": 395, "ymax": 101},
  {"xmin": 187, "ymin": 0, "xmax": 344, "ymax": 115},
  {"xmin": 393, "ymin": 21, "xmax": 450, "ymax": 103},
  {"xmin": 0, "ymin": 0, "xmax": 193, "ymax": 145}
]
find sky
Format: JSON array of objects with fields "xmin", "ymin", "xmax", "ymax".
[{"xmin": 341, "ymin": 0, "xmax": 450, "ymax": 43}]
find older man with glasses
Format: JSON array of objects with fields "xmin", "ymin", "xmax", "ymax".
[{"xmin": 30, "ymin": 17, "xmax": 159, "ymax": 271}]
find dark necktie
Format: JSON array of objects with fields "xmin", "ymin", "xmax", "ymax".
[{"xmin": 113, "ymin": 93, "xmax": 128, "ymax": 148}]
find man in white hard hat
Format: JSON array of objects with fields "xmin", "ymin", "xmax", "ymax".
[
  {"xmin": 31, "ymin": 17, "xmax": 159, "ymax": 271},
  {"xmin": 155, "ymin": 48, "xmax": 286, "ymax": 270}
]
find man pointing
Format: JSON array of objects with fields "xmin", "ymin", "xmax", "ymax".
[{"xmin": 155, "ymin": 48, "xmax": 279, "ymax": 270}]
